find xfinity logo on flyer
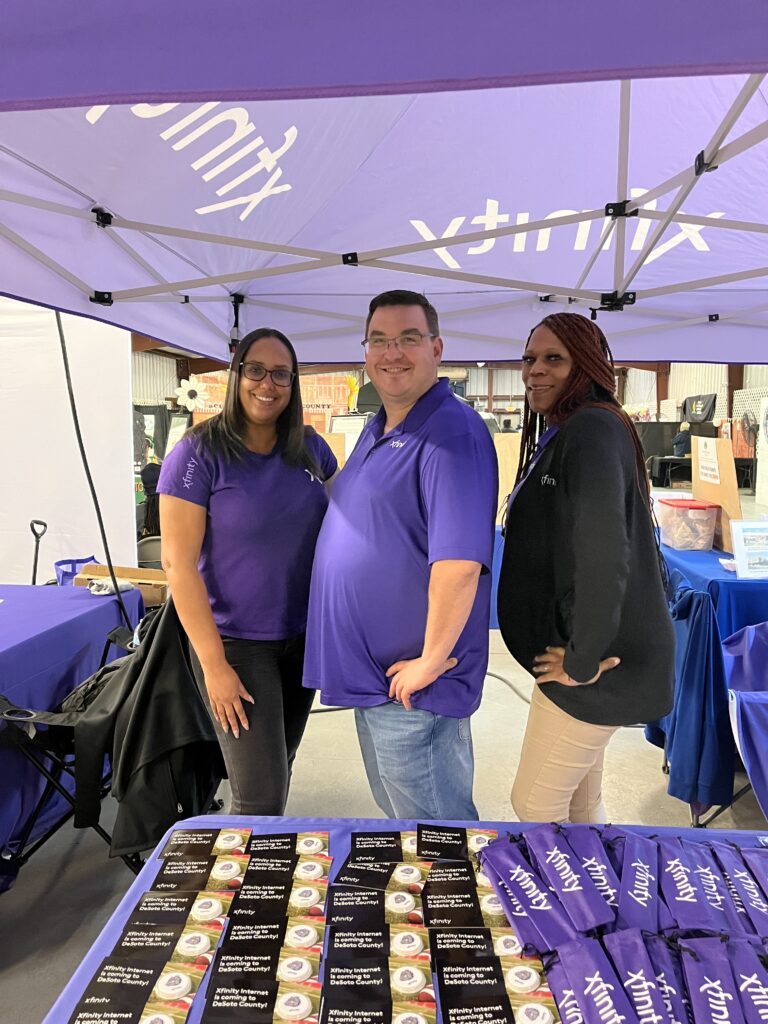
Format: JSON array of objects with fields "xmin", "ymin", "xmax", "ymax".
[
  {"xmin": 582, "ymin": 857, "xmax": 618, "ymax": 905},
  {"xmin": 583, "ymin": 972, "xmax": 627, "ymax": 1024},
  {"xmin": 664, "ymin": 858, "xmax": 698, "ymax": 904},
  {"xmin": 86, "ymin": 103, "xmax": 297, "ymax": 221},
  {"xmin": 628, "ymin": 860, "xmax": 655, "ymax": 907},
  {"xmin": 699, "ymin": 977, "xmax": 736, "ymax": 1020},
  {"xmin": 624, "ymin": 970, "xmax": 664, "ymax": 1024},
  {"xmin": 409, "ymin": 191, "xmax": 725, "ymax": 269},
  {"xmin": 544, "ymin": 846, "xmax": 583, "ymax": 893}
]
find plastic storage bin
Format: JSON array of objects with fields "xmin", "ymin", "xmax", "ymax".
[{"xmin": 658, "ymin": 498, "xmax": 719, "ymax": 551}]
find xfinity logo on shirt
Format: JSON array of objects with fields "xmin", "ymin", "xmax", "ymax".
[
  {"xmin": 390, "ymin": 440, "xmax": 407, "ymax": 449},
  {"xmin": 182, "ymin": 456, "xmax": 198, "ymax": 489},
  {"xmin": 541, "ymin": 474, "xmax": 557, "ymax": 486},
  {"xmin": 304, "ymin": 468, "xmax": 321, "ymax": 484}
]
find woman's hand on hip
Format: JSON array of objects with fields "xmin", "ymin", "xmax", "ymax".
[
  {"xmin": 204, "ymin": 662, "xmax": 254, "ymax": 738},
  {"xmin": 532, "ymin": 645, "xmax": 621, "ymax": 686}
]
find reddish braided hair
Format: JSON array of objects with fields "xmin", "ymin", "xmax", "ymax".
[{"xmin": 515, "ymin": 313, "xmax": 650, "ymax": 504}]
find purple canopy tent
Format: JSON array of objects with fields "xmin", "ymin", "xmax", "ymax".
[{"xmin": 2, "ymin": 1, "xmax": 768, "ymax": 363}]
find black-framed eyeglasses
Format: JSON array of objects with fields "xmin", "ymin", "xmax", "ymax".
[
  {"xmin": 361, "ymin": 331, "xmax": 436, "ymax": 352},
  {"xmin": 240, "ymin": 361, "xmax": 296, "ymax": 387}
]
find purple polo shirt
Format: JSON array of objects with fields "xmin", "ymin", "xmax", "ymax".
[
  {"xmin": 303, "ymin": 378, "xmax": 498, "ymax": 718},
  {"xmin": 158, "ymin": 431, "xmax": 336, "ymax": 640}
]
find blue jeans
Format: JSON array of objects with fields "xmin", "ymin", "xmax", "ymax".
[{"xmin": 354, "ymin": 702, "xmax": 478, "ymax": 820}]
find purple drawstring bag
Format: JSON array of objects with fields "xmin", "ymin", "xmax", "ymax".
[
  {"xmin": 603, "ymin": 928, "xmax": 672, "ymax": 1024},
  {"xmin": 739, "ymin": 849, "xmax": 768, "ymax": 903},
  {"xmin": 480, "ymin": 836, "xmax": 577, "ymax": 951},
  {"xmin": 656, "ymin": 836, "xmax": 715, "ymax": 933},
  {"xmin": 617, "ymin": 833, "xmax": 660, "ymax": 934},
  {"xmin": 679, "ymin": 936, "xmax": 747, "ymax": 1024},
  {"xmin": 644, "ymin": 933, "xmax": 693, "ymax": 1024},
  {"xmin": 479, "ymin": 851, "xmax": 549, "ymax": 952},
  {"xmin": 556, "ymin": 936, "xmax": 641, "ymax": 1024},
  {"xmin": 728, "ymin": 937, "xmax": 768, "ymax": 1024},
  {"xmin": 523, "ymin": 824, "xmax": 615, "ymax": 933},
  {"xmin": 681, "ymin": 839, "xmax": 755, "ymax": 938},
  {"xmin": 601, "ymin": 825, "xmax": 628, "ymax": 878},
  {"xmin": 545, "ymin": 956, "xmax": 586, "ymax": 1024},
  {"xmin": 711, "ymin": 843, "xmax": 768, "ymax": 937},
  {"xmin": 565, "ymin": 826, "xmax": 621, "ymax": 912}
]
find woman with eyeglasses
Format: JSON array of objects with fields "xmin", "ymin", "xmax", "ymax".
[{"xmin": 158, "ymin": 329, "xmax": 337, "ymax": 814}]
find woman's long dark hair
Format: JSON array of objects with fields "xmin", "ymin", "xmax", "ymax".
[
  {"xmin": 515, "ymin": 312, "xmax": 649, "ymax": 504},
  {"xmin": 188, "ymin": 328, "xmax": 320, "ymax": 474}
]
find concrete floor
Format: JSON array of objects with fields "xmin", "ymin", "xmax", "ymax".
[{"xmin": 3, "ymin": 484, "xmax": 768, "ymax": 1020}]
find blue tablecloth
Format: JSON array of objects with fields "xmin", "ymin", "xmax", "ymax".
[
  {"xmin": 43, "ymin": 814, "xmax": 768, "ymax": 1024},
  {"xmin": 0, "ymin": 584, "xmax": 144, "ymax": 856},
  {"xmin": 661, "ymin": 544, "xmax": 768, "ymax": 638}
]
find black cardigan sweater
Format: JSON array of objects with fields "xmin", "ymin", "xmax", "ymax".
[{"xmin": 497, "ymin": 407, "xmax": 674, "ymax": 727}]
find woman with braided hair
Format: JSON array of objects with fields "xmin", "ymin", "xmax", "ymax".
[{"xmin": 497, "ymin": 312, "xmax": 673, "ymax": 823}]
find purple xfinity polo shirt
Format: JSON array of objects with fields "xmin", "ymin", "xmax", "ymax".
[
  {"xmin": 303, "ymin": 378, "xmax": 498, "ymax": 718},
  {"xmin": 158, "ymin": 431, "xmax": 337, "ymax": 640}
]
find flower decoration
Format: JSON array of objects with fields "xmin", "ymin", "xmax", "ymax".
[{"xmin": 175, "ymin": 378, "xmax": 209, "ymax": 412}]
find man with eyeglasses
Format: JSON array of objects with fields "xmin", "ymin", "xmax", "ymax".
[{"xmin": 303, "ymin": 289, "xmax": 498, "ymax": 820}]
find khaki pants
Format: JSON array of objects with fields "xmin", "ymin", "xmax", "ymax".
[{"xmin": 512, "ymin": 684, "xmax": 618, "ymax": 823}]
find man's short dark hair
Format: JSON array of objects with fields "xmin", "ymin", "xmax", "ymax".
[{"xmin": 365, "ymin": 290, "xmax": 440, "ymax": 337}]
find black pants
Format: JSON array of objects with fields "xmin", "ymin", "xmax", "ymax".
[{"xmin": 190, "ymin": 634, "xmax": 314, "ymax": 815}]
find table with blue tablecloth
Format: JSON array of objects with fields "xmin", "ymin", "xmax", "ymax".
[
  {"xmin": 0, "ymin": 584, "xmax": 144, "ymax": 858},
  {"xmin": 646, "ymin": 546, "xmax": 768, "ymax": 817},
  {"xmin": 661, "ymin": 544, "xmax": 768, "ymax": 637},
  {"xmin": 43, "ymin": 813, "xmax": 768, "ymax": 1024}
]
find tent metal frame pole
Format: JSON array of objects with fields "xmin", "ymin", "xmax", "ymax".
[
  {"xmin": 110, "ymin": 255, "xmax": 342, "ymax": 301},
  {"xmin": 620, "ymin": 74, "xmax": 764, "ymax": 292},
  {"xmin": 103, "ymin": 228, "xmax": 229, "ymax": 340},
  {"xmin": 639, "ymin": 209, "xmax": 768, "ymax": 235},
  {"xmin": 640, "ymin": 264, "xmax": 768, "ymax": 299},
  {"xmin": 361, "ymin": 257, "xmax": 603, "ymax": 301},
  {"xmin": 0, "ymin": 220, "xmax": 92, "ymax": 296},
  {"xmin": 613, "ymin": 80, "xmax": 632, "ymax": 292},
  {"xmin": 608, "ymin": 301, "xmax": 768, "ymax": 338},
  {"xmin": 625, "ymin": 113, "xmax": 768, "ymax": 213},
  {"xmin": 574, "ymin": 220, "xmax": 615, "ymax": 290}
]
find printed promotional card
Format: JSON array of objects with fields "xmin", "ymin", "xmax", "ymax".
[
  {"xmin": 435, "ymin": 958, "xmax": 516, "ymax": 1024},
  {"xmin": 159, "ymin": 827, "xmax": 252, "ymax": 860},
  {"xmin": 275, "ymin": 946, "xmax": 322, "ymax": 989},
  {"xmin": 151, "ymin": 857, "xmax": 219, "ymax": 893},
  {"xmin": 228, "ymin": 863, "xmax": 313, "ymax": 923},
  {"xmin": 114, "ymin": 892, "xmax": 233, "ymax": 962},
  {"xmin": 429, "ymin": 928, "xmax": 525, "ymax": 963},
  {"xmin": 326, "ymin": 923, "xmax": 430, "ymax": 963},
  {"xmin": 420, "ymin": 886, "xmax": 485, "ymax": 928},
  {"xmin": 287, "ymin": 879, "xmax": 328, "ymax": 919},
  {"xmin": 334, "ymin": 858, "xmax": 433, "ymax": 893},
  {"xmin": 201, "ymin": 976, "xmax": 322, "ymax": 1023},
  {"xmin": 321, "ymin": 958, "xmax": 437, "ymax": 1024},
  {"xmin": 69, "ymin": 958, "xmax": 205, "ymax": 1024},
  {"xmin": 245, "ymin": 831, "xmax": 329, "ymax": 859},
  {"xmin": 293, "ymin": 854, "xmax": 333, "ymax": 885},
  {"xmin": 416, "ymin": 825, "xmax": 497, "ymax": 862}
]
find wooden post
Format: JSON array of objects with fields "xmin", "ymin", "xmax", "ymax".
[
  {"xmin": 656, "ymin": 362, "xmax": 670, "ymax": 419},
  {"xmin": 727, "ymin": 364, "xmax": 744, "ymax": 418},
  {"xmin": 615, "ymin": 367, "xmax": 628, "ymax": 406}
]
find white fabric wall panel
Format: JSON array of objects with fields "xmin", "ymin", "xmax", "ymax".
[
  {"xmin": 0, "ymin": 299, "xmax": 136, "ymax": 584},
  {"xmin": 624, "ymin": 368, "xmax": 657, "ymax": 409},
  {"xmin": 668, "ymin": 363, "xmax": 727, "ymax": 402},
  {"xmin": 131, "ymin": 351, "xmax": 179, "ymax": 406},
  {"xmin": 745, "ymin": 365, "xmax": 768, "ymax": 389}
]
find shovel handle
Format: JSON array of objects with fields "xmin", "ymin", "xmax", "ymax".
[{"xmin": 30, "ymin": 520, "xmax": 48, "ymax": 540}]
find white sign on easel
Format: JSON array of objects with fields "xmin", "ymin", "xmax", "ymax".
[
  {"xmin": 698, "ymin": 437, "xmax": 721, "ymax": 485},
  {"xmin": 757, "ymin": 398, "xmax": 768, "ymax": 508}
]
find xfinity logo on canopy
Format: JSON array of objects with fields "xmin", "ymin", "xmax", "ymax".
[{"xmin": 85, "ymin": 103, "xmax": 725, "ymax": 262}]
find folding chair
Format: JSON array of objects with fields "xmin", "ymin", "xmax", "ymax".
[{"xmin": 0, "ymin": 622, "xmax": 146, "ymax": 885}]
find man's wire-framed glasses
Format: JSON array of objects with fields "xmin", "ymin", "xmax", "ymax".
[
  {"xmin": 240, "ymin": 361, "xmax": 296, "ymax": 387},
  {"xmin": 361, "ymin": 331, "xmax": 436, "ymax": 353}
]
